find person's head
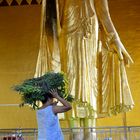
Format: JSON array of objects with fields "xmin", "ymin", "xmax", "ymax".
[
  {"xmin": 41, "ymin": 93, "xmax": 53, "ymax": 104},
  {"xmin": 39, "ymin": 80, "xmax": 54, "ymax": 104}
]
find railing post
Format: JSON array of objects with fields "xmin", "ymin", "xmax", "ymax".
[{"xmin": 128, "ymin": 126, "xmax": 131, "ymax": 140}]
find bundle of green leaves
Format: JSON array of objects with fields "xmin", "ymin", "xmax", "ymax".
[{"xmin": 14, "ymin": 72, "xmax": 74, "ymax": 110}]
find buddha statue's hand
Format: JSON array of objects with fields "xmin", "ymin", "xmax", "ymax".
[{"xmin": 113, "ymin": 38, "xmax": 134, "ymax": 66}]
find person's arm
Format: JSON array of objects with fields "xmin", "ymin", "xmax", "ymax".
[
  {"xmin": 94, "ymin": 0, "xmax": 133, "ymax": 65},
  {"xmin": 49, "ymin": 89, "xmax": 72, "ymax": 114}
]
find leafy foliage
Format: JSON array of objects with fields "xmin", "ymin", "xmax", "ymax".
[{"xmin": 14, "ymin": 72, "xmax": 74, "ymax": 110}]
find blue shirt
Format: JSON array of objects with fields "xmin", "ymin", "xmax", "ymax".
[{"xmin": 37, "ymin": 105, "xmax": 64, "ymax": 140}]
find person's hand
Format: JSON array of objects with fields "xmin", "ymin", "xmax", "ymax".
[
  {"xmin": 49, "ymin": 89, "xmax": 59, "ymax": 98},
  {"xmin": 51, "ymin": 101, "xmax": 58, "ymax": 106},
  {"xmin": 113, "ymin": 39, "xmax": 134, "ymax": 66}
]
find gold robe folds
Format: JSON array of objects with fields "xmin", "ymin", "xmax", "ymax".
[{"xmin": 35, "ymin": 0, "xmax": 134, "ymax": 119}]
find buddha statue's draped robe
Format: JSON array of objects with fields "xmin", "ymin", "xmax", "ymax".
[{"xmin": 35, "ymin": 0, "xmax": 134, "ymax": 119}]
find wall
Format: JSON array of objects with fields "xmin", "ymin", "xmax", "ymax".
[
  {"xmin": 0, "ymin": 0, "xmax": 140, "ymax": 128},
  {"xmin": 0, "ymin": 5, "xmax": 41, "ymax": 128}
]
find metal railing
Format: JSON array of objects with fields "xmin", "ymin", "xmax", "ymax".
[{"xmin": 0, "ymin": 126, "xmax": 140, "ymax": 140}]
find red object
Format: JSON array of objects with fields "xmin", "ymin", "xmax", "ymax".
[{"xmin": 3, "ymin": 136, "xmax": 17, "ymax": 140}]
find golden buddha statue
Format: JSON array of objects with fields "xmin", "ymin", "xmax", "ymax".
[{"xmin": 35, "ymin": 0, "xmax": 134, "ymax": 126}]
